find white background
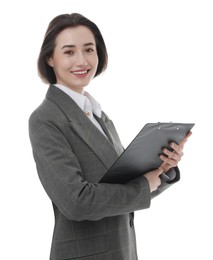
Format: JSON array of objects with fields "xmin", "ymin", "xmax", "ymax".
[{"xmin": 0, "ymin": 0, "xmax": 212, "ymax": 259}]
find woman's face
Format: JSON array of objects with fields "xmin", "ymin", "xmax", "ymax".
[{"xmin": 48, "ymin": 26, "xmax": 99, "ymax": 93}]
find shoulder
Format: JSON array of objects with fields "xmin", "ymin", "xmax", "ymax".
[{"xmin": 29, "ymin": 97, "xmax": 67, "ymax": 130}]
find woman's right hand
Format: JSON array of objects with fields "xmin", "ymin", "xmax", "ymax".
[{"xmin": 143, "ymin": 168, "xmax": 164, "ymax": 192}]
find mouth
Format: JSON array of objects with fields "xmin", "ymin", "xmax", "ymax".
[{"xmin": 71, "ymin": 69, "xmax": 90, "ymax": 77}]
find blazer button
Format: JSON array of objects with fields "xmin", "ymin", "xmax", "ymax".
[{"xmin": 130, "ymin": 219, "xmax": 134, "ymax": 228}]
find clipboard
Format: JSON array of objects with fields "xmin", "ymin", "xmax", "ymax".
[{"xmin": 100, "ymin": 122, "xmax": 195, "ymax": 184}]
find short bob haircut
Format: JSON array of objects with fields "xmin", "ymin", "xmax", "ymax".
[{"xmin": 37, "ymin": 13, "xmax": 108, "ymax": 84}]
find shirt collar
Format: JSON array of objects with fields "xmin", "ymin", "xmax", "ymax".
[
  {"xmin": 84, "ymin": 91, "xmax": 102, "ymax": 118},
  {"xmin": 54, "ymin": 84, "xmax": 102, "ymax": 118}
]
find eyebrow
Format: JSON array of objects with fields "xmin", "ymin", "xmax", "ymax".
[{"xmin": 61, "ymin": 42, "xmax": 95, "ymax": 49}]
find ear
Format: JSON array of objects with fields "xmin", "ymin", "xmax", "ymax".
[{"xmin": 46, "ymin": 57, "xmax": 54, "ymax": 67}]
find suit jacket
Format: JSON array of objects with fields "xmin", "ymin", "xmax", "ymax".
[{"xmin": 29, "ymin": 85, "xmax": 180, "ymax": 260}]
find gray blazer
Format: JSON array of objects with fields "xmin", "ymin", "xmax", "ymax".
[{"xmin": 29, "ymin": 85, "xmax": 179, "ymax": 260}]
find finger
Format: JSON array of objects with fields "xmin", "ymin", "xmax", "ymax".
[
  {"xmin": 160, "ymin": 162, "xmax": 170, "ymax": 172},
  {"xmin": 169, "ymin": 151, "xmax": 182, "ymax": 161},
  {"xmin": 166, "ymin": 158, "xmax": 179, "ymax": 167},
  {"xmin": 170, "ymin": 143, "xmax": 184, "ymax": 155},
  {"xmin": 156, "ymin": 167, "xmax": 164, "ymax": 175},
  {"xmin": 160, "ymin": 155, "xmax": 180, "ymax": 169},
  {"xmin": 179, "ymin": 131, "xmax": 192, "ymax": 147},
  {"xmin": 170, "ymin": 131, "xmax": 192, "ymax": 151},
  {"xmin": 159, "ymin": 154, "xmax": 179, "ymax": 167},
  {"xmin": 162, "ymin": 147, "xmax": 183, "ymax": 159}
]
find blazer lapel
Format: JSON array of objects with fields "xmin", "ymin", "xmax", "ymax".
[
  {"xmin": 46, "ymin": 85, "xmax": 120, "ymax": 169},
  {"xmin": 94, "ymin": 115, "xmax": 114, "ymax": 144},
  {"xmin": 94, "ymin": 115, "xmax": 124, "ymax": 156}
]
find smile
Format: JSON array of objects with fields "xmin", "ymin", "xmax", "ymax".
[{"xmin": 71, "ymin": 70, "xmax": 89, "ymax": 75}]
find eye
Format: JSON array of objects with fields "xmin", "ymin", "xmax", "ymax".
[
  {"xmin": 85, "ymin": 48, "xmax": 94, "ymax": 53},
  {"xmin": 64, "ymin": 50, "xmax": 74, "ymax": 55}
]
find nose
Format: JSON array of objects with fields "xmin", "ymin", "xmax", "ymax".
[{"xmin": 75, "ymin": 51, "xmax": 88, "ymax": 67}]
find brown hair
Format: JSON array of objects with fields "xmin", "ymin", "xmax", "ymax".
[{"xmin": 37, "ymin": 13, "xmax": 108, "ymax": 84}]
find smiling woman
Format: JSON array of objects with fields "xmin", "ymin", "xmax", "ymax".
[
  {"xmin": 29, "ymin": 12, "xmax": 191, "ymax": 260},
  {"xmin": 47, "ymin": 26, "xmax": 99, "ymax": 93},
  {"xmin": 37, "ymin": 13, "xmax": 108, "ymax": 87}
]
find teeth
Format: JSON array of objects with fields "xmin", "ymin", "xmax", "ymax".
[{"xmin": 72, "ymin": 70, "xmax": 87, "ymax": 75}]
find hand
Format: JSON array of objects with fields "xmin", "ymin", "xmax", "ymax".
[
  {"xmin": 159, "ymin": 131, "xmax": 192, "ymax": 173},
  {"xmin": 144, "ymin": 168, "xmax": 164, "ymax": 192}
]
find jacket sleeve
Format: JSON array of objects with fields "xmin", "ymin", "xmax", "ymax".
[{"xmin": 29, "ymin": 111, "xmax": 151, "ymax": 221}]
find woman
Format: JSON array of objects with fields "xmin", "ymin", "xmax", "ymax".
[{"xmin": 29, "ymin": 13, "xmax": 191, "ymax": 260}]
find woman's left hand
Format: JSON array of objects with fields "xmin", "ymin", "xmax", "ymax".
[{"xmin": 159, "ymin": 131, "xmax": 192, "ymax": 173}]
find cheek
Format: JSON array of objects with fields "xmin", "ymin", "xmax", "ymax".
[
  {"xmin": 53, "ymin": 62, "xmax": 70, "ymax": 79},
  {"xmin": 55, "ymin": 59, "xmax": 73, "ymax": 71},
  {"xmin": 52, "ymin": 53, "xmax": 71, "ymax": 68}
]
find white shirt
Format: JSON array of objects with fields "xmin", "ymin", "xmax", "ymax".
[{"xmin": 54, "ymin": 84, "xmax": 106, "ymax": 136}]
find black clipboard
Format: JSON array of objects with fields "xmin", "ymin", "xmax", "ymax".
[{"xmin": 100, "ymin": 122, "xmax": 195, "ymax": 184}]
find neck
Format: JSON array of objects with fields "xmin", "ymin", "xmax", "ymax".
[{"xmin": 57, "ymin": 82, "xmax": 85, "ymax": 95}]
